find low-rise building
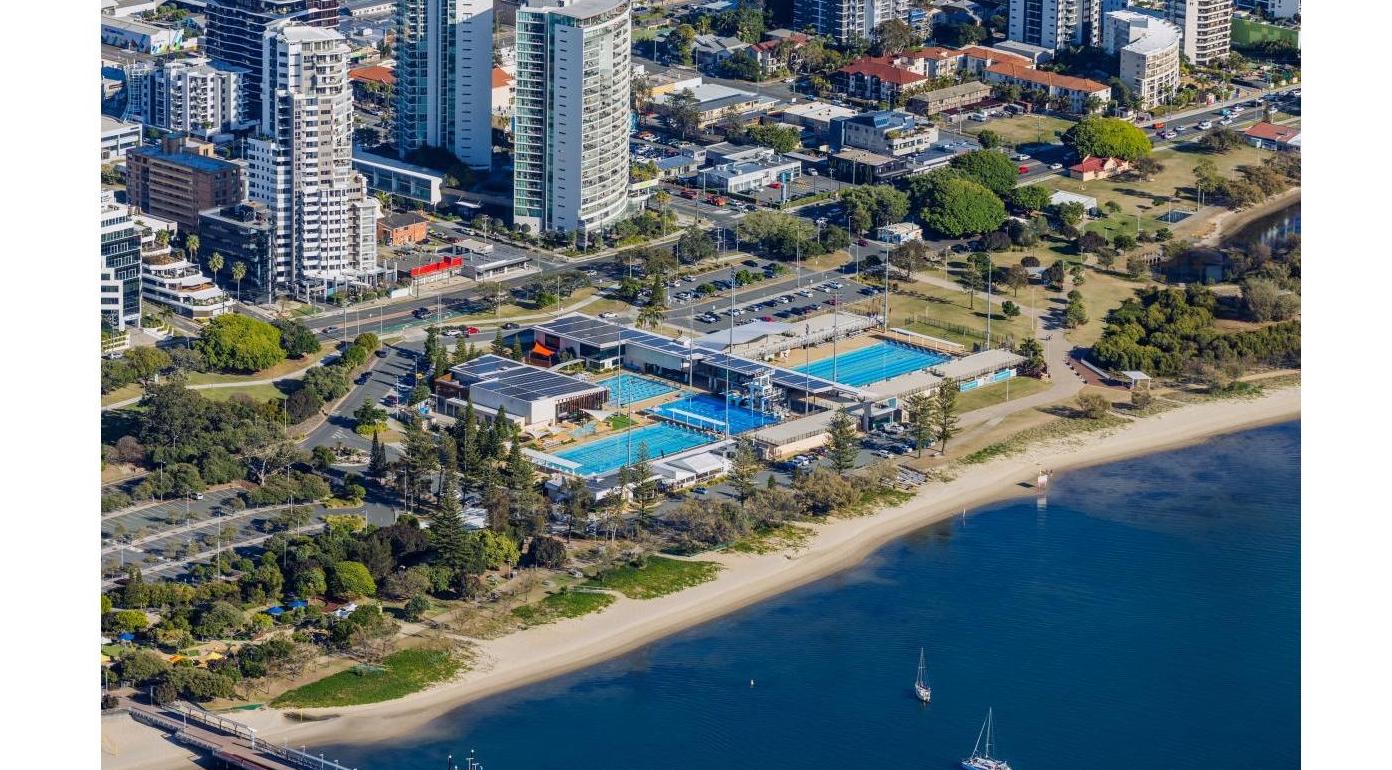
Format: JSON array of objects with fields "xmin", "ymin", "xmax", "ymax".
[
  {"xmin": 876, "ymin": 222, "xmax": 923, "ymax": 244},
  {"xmin": 660, "ymin": 82, "xmax": 777, "ymax": 128},
  {"xmin": 693, "ymin": 34, "xmax": 750, "ymax": 71},
  {"xmin": 836, "ymin": 57, "xmax": 930, "ymax": 104},
  {"xmin": 832, "ymin": 110, "xmax": 939, "ymax": 158},
  {"xmin": 907, "ymin": 81, "xmax": 993, "ymax": 115},
  {"xmin": 829, "ymin": 148, "xmax": 905, "ymax": 184},
  {"xmin": 345, "ymin": 0, "xmax": 396, "ymax": 17},
  {"xmin": 1067, "ymin": 156, "xmax": 1132, "ymax": 181},
  {"xmin": 983, "ymin": 62, "xmax": 1111, "ymax": 113},
  {"xmin": 1103, "ymin": 11, "xmax": 1182, "ymax": 109},
  {"xmin": 378, "ymin": 212, "xmax": 431, "ymax": 246},
  {"xmin": 101, "ymin": 14, "xmax": 185, "ymax": 54},
  {"xmin": 697, "ymin": 148, "xmax": 802, "ymax": 194},
  {"xmin": 779, "ymin": 101, "xmax": 859, "ymax": 138},
  {"xmin": 491, "ymin": 67, "xmax": 514, "ymax": 119},
  {"xmin": 101, "ymin": 116, "xmax": 142, "ymax": 165},
  {"xmin": 125, "ymin": 135, "xmax": 244, "ymax": 232},
  {"xmin": 433, "ymin": 354, "xmax": 608, "ymax": 431},
  {"xmin": 197, "ymin": 203, "xmax": 276, "ymax": 304},
  {"xmin": 645, "ymin": 69, "xmax": 704, "ymax": 98},
  {"xmin": 352, "ymin": 149, "xmax": 445, "ymax": 206},
  {"xmin": 142, "ymin": 250, "xmax": 236, "ymax": 319},
  {"xmin": 989, "ymin": 40, "xmax": 1055, "ymax": 65},
  {"xmin": 1244, "ymin": 121, "xmax": 1301, "ymax": 151},
  {"xmin": 1049, "ymin": 189, "xmax": 1098, "ymax": 212}
]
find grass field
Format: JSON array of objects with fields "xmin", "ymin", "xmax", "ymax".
[
  {"xmin": 959, "ymin": 114, "xmax": 1076, "ymax": 148},
  {"xmin": 270, "ymin": 647, "xmax": 463, "ymax": 708},
  {"xmin": 955, "ymin": 375, "xmax": 1052, "ymax": 412},
  {"xmin": 875, "ymin": 274, "xmax": 1033, "ymax": 348},
  {"xmin": 588, "ymin": 555, "xmax": 721, "ymax": 599},
  {"xmin": 1066, "ymin": 270, "xmax": 1149, "ymax": 347},
  {"xmin": 183, "ymin": 349, "xmax": 334, "ymax": 386},
  {"xmin": 198, "ymin": 383, "xmax": 286, "ymax": 403},
  {"xmin": 511, "ymin": 590, "xmax": 616, "ymax": 627},
  {"xmin": 727, "ymin": 523, "xmax": 815, "ymax": 555}
]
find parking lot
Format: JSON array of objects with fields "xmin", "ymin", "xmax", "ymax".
[{"xmin": 665, "ymin": 261, "xmax": 883, "ymax": 335}]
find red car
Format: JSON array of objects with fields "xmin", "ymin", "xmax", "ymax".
[
  {"xmin": 465, "ymin": 326, "xmax": 480, "ymax": 335},
  {"xmin": 760, "ymin": 315, "xmax": 774, "ymax": 322},
  {"xmin": 856, "ymin": 238, "xmax": 869, "ymax": 246},
  {"xmin": 680, "ymin": 189, "xmax": 697, "ymax": 199},
  {"xmin": 1018, "ymin": 165, "xmax": 1030, "ymax": 174}
]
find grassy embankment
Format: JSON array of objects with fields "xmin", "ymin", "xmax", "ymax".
[
  {"xmin": 270, "ymin": 647, "xmax": 465, "ymax": 708},
  {"xmin": 588, "ymin": 556, "xmax": 722, "ymax": 599}
]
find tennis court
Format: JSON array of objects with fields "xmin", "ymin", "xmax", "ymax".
[
  {"xmin": 599, "ymin": 373, "xmax": 678, "ymax": 407},
  {"xmin": 554, "ymin": 423, "xmax": 712, "ymax": 476},
  {"xmin": 649, "ymin": 393, "xmax": 781, "ymax": 434},
  {"xmin": 795, "ymin": 341, "xmax": 950, "ymax": 387}
]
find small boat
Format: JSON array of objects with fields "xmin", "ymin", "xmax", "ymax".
[
  {"xmin": 913, "ymin": 648, "xmax": 932, "ymax": 703},
  {"xmin": 961, "ymin": 708, "xmax": 1012, "ymax": 770}
]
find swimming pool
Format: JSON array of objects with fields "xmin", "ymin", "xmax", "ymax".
[
  {"xmin": 794, "ymin": 341, "xmax": 950, "ymax": 387},
  {"xmin": 553, "ymin": 423, "xmax": 712, "ymax": 476},
  {"xmin": 599, "ymin": 373, "xmax": 678, "ymax": 407},
  {"xmin": 649, "ymin": 393, "xmax": 781, "ymax": 435}
]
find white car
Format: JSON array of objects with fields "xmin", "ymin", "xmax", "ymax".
[
  {"xmin": 1231, "ymin": 106, "xmax": 1246, "ymax": 115},
  {"xmin": 1219, "ymin": 117, "xmax": 1234, "ymax": 126},
  {"xmin": 1013, "ymin": 153, "xmax": 1031, "ymax": 161},
  {"xmin": 599, "ymin": 312, "xmax": 618, "ymax": 319},
  {"xmin": 1049, "ymin": 162, "xmax": 1063, "ymax": 171},
  {"xmin": 1198, "ymin": 120, "xmax": 1213, "ymax": 130}
]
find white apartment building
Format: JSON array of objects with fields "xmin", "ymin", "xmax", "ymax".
[
  {"xmin": 792, "ymin": 0, "xmax": 910, "ymax": 45},
  {"xmin": 247, "ymin": 24, "xmax": 380, "ymax": 296},
  {"xmin": 1166, "ymin": 0, "xmax": 1232, "ymax": 65},
  {"xmin": 101, "ymin": 116, "xmax": 142, "ymax": 165},
  {"xmin": 393, "ymin": 0, "xmax": 494, "ymax": 170},
  {"xmin": 101, "ymin": 190, "xmax": 143, "ymax": 330},
  {"xmin": 513, "ymin": 0, "xmax": 633, "ymax": 240},
  {"xmin": 127, "ymin": 57, "xmax": 249, "ymax": 135},
  {"xmin": 133, "ymin": 212, "xmax": 235, "ymax": 319},
  {"xmin": 1007, "ymin": 0, "xmax": 1102, "ymax": 50},
  {"xmin": 1102, "ymin": 11, "xmax": 1181, "ymax": 108}
]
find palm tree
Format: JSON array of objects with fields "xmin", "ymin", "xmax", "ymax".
[
  {"xmin": 231, "ymin": 261, "xmax": 247, "ymax": 301},
  {"xmin": 208, "ymin": 251, "xmax": 224, "ymax": 286},
  {"xmin": 185, "ymin": 233, "xmax": 200, "ymax": 264}
]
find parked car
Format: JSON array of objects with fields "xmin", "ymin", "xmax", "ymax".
[
  {"xmin": 442, "ymin": 328, "xmax": 462, "ymax": 337},
  {"xmin": 600, "ymin": 312, "xmax": 618, "ymax": 319},
  {"xmin": 1017, "ymin": 165, "xmax": 1029, "ymax": 174},
  {"xmin": 465, "ymin": 326, "xmax": 480, "ymax": 335},
  {"xmin": 1049, "ymin": 162, "xmax": 1063, "ymax": 170},
  {"xmin": 502, "ymin": 322, "xmax": 519, "ymax": 330},
  {"xmin": 1013, "ymin": 153, "xmax": 1030, "ymax": 161}
]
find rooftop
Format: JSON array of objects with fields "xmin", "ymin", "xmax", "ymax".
[
  {"xmin": 349, "ymin": 65, "xmax": 395, "ymax": 86},
  {"xmin": 381, "ymin": 211, "xmax": 429, "ymax": 229},
  {"xmin": 450, "ymin": 354, "xmax": 606, "ymax": 402},
  {"xmin": 839, "ymin": 58, "xmax": 929, "ymax": 86},
  {"xmin": 781, "ymin": 101, "xmax": 859, "ymax": 122},
  {"xmin": 1244, "ymin": 121, "xmax": 1300, "ymax": 143},
  {"xmin": 833, "ymin": 148, "xmax": 898, "ymax": 166},
  {"xmin": 1106, "ymin": 10, "xmax": 1181, "ymax": 56},
  {"xmin": 985, "ymin": 62, "xmax": 1109, "ymax": 93},
  {"xmin": 912, "ymin": 80, "xmax": 992, "ymax": 100}
]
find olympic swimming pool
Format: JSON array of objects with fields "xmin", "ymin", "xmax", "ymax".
[
  {"xmin": 794, "ymin": 341, "xmax": 950, "ymax": 387},
  {"xmin": 553, "ymin": 423, "xmax": 713, "ymax": 476},
  {"xmin": 598, "ymin": 374, "xmax": 677, "ymax": 407},
  {"xmin": 649, "ymin": 393, "xmax": 781, "ymax": 435}
]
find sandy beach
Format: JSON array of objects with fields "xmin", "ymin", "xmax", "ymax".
[{"xmin": 102, "ymin": 386, "xmax": 1299, "ymax": 770}]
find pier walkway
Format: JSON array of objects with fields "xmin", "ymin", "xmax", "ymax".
[{"xmin": 126, "ymin": 699, "xmax": 360, "ymax": 770}]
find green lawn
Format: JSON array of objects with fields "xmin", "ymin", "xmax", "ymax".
[
  {"xmin": 878, "ymin": 274, "xmax": 1033, "ymax": 348},
  {"xmin": 198, "ymin": 383, "xmax": 286, "ymax": 403},
  {"xmin": 959, "ymin": 114, "xmax": 1076, "ymax": 148},
  {"xmin": 956, "ymin": 375, "xmax": 1052, "ymax": 412},
  {"xmin": 727, "ymin": 523, "xmax": 814, "ymax": 555},
  {"xmin": 511, "ymin": 590, "xmax": 616, "ymax": 626},
  {"xmin": 588, "ymin": 556, "xmax": 721, "ymax": 599},
  {"xmin": 270, "ymin": 647, "xmax": 463, "ymax": 708}
]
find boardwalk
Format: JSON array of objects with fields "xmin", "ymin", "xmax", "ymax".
[{"xmin": 126, "ymin": 700, "xmax": 359, "ymax": 770}]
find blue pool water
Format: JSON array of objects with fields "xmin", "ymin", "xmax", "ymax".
[
  {"xmin": 325, "ymin": 422, "xmax": 1300, "ymax": 770},
  {"xmin": 553, "ymin": 423, "xmax": 712, "ymax": 475},
  {"xmin": 649, "ymin": 393, "xmax": 781, "ymax": 435},
  {"xmin": 599, "ymin": 374, "xmax": 678, "ymax": 407},
  {"xmin": 795, "ymin": 341, "xmax": 949, "ymax": 387}
]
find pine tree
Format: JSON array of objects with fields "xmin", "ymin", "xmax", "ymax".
[
  {"xmin": 932, "ymin": 378, "xmax": 961, "ymax": 454},
  {"xmin": 505, "ymin": 439, "xmax": 533, "ymax": 491},
  {"xmin": 826, "ymin": 408, "xmax": 860, "ymax": 473},
  {"xmin": 729, "ymin": 438, "xmax": 760, "ymax": 507},
  {"xmin": 563, "ymin": 477, "xmax": 594, "ymax": 540},
  {"xmin": 627, "ymin": 445, "xmax": 659, "ymax": 531},
  {"xmin": 511, "ymin": 337, "xmax": 524, "ymax": 360},
  {"xmin": 368, "ymin": 431, "xmax": 388, "ymax": 478},
  {"xmin": 429, "ymin": 466, "xmax": 470, "ymax": 591},
  {"xmin": 904, "ymin": 393, "xmax": 935, "ymax": 458}
]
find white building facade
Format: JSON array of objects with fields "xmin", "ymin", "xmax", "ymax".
[
  {"xmin": 127, "ymin": 58, "xmax": 249, "ymax": 135},
  {"xmin": 1007, "ymin": 0, "xmax": 1101, "ymax": 50},
  {"xmin": 1102, "ymin": 11, "xmax": 1181, "ymax": 108},
  {"xmin": 247, "ymin": 25, "xmax": 380, "ymax": 296},
  {"xmin": 1166, "ymin": 0, "xmax": 1232, "ymax": 65},
  {"xmin": 792, "ymin": 0, "xmax": 911, "ymax": 45},
  {"xmin": 393, "ymin": 0, "xmax": 495, "ymax": 169},
  {"xmin": 101, "ymin": 190, "xmax": 143, "ymax": 330},
  {"xmin": 513, "ymin": 0, "xmax": 633, "ymax": 240}
]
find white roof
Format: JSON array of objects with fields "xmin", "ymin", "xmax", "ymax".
[
  {"xmin": 669, "ymin": 452, "xmax": 727, "ymax": 475},
  {"xmin": 693, "ymin": 320, "xmax": 792, "ymax": 350},
  {"xmin": 781, "ymin": 101, "xmax": 858, "ymax": 121},
  {"xmin": 932, "ymin": 349, "xmax": 1025, "ymax": 380},
  {"xmin": 1050, "ymin": 190, "xmax": 1097, "ymax": 208}
]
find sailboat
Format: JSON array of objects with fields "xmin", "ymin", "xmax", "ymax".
[
  {"xmin": 913, "ymin": 648, "xmax": 932, "ymax": 703},
  {"xmin": 961, "ymin": 708, "xmax": 1013, "ymax": 770}
]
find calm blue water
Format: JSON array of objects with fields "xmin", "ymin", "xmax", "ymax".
[
  {"xmin": 328, "ymin": 422, "xmax": 1300, "ymax": 770},
  {"xmin": 650, "ymin": 393, "xmax": 781, "ymax": 434},
  {"xmin": 598, "ymin": 374, "xmax": 677, "ymax": 407},
  {"xmin": 796, "ymin": 341, "xmax": 950, "ymax": 387},
  {"xmin": 553, "ymin": 423, "xmax": 713, "ymax": 475}
]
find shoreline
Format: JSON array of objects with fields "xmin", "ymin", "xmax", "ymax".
[
  {"xmin": 102, "ymin": 387, "xmax": 1300, "ymax": 770},
  {"xmin": 1198, "ymin": 187, "xmax": 1300, "ymax": 247}
]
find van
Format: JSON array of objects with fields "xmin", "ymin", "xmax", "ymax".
[{"xmin": 969, "ymin": 112, "xmax": 989, "ymax": 122}]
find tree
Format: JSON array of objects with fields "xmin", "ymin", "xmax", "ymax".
[
  {"xmin": 975, "ymin": 129, "xmax": 1003, "ymax": 149},
  {"xmin": 919, "ymin": 176, "xmax": 1007, "ymax": 237},
  {"xmin": 904, "ymin": 393, "xmax": 934, "ymax": 458},
  {"xmin": 1076, "ymin": 392, "xmax": 1111, "ymax": 419},
  {"xmin": 119, "ymin": 650, "xmax": 169, "ymax": 684},
  {"xmin": 826, "ymin": 409, "xmax": 860, "ymax": 473},
  {"xmin": 1064, "ymin": 293, "xmax": 1090, "ymax": 327},
  {"xmin": 292, "ymin": 566, "xmax": 327, "ymax": 599},
  {"xmin": 662, "ymin": 88, "xmax": 702, "ymax": 140},
  {"xmin": 185, "ymin": 233, "xmax": 201, "ymax": 264},
  {"xmin": 230, "ymin": 261, "xmax": 248, "ymax": 301},
  {"xmin": 368, "ymin": 431, "xmax": 389, "ymax": 478},
  {"xmin": 1007, "ymin": 185, "xmax": 1051, "ymax": 213},
  {"xmin": 562, "ymin": 476, "xmax": 593, "ymax": 540},
  {"xmin": 877, "ymin": 18, "xmax": 916, "ymax": 55},
  {"xmin": 1199, "ymin": 127, "xmax": 1243, "ymax": 153},
  {"xmin": 196, "ymin": 314, "xmax": 286, "ymax": 373},
  {"xmin": 329, "ymin": 561, "xmax": 376, "ymax": 600},
  {"xmin": 719, "ymin": 49, "xmax": 764, "ymax": 81},
  {"xmin": 1242, "ymin": 278, "xmax": 1297, "ymax": 322},
  {"xmin": 677, "ymin": 225, "xmax": 716, "ymax": 264},
  {"xmin": 1053, "ymin": 201, "xmax": 1086, "ymax": 228},
  {"xmin": 668, "ymin": 24, "xmax": 696, "ymax": 66},
  {"xmin": 625, "ymin": 447, "xmax": 660, "ymax": 530},
  {"xmin": 949, "ymin": 150, "xmax": 1021, "ymax": 195},
  {"xmin": 302, "ymin": 365, "xmax": 349, "ymax": 402},
  {"xmin": 1001, "ymin": 300, "xmax": 1021, "ymax": 318},
  {"xmin": 889, "ymin": 240, "xmax": 932, "ymax": 280},
  {"xmin": 743, "ymin": 123, "xmax": 802, "ymax": 153},
  {"xmin": 275, "ymin": 320, "xmax": 321, "ymax": 358},
  {"xmin": 110, "ymin": 609, "xmax": 149, "ymax": 634},
  {"xmin": 207, "ymin": 251, "xmax": 223, "ymax": 287},
  {"xmin": 728, "ymin": 438, "xmax": 760, "ymax": 507},
  {"xmin": 1062, "ymin": 116, "xmax": 1153, "ymax": 161},
  {"xmin": 525, "ymin": 535, "xmax": 568, "ymax": 569},
  {"xmin": 1132, "ymin": 156, "xmax": 1163, "ymax": 181},
  {"xmin": 841, "ymin": 185, "xmax": 910, "ymax": 234},
  {"xmin": 285, "ymin": 387, "xmax": 324, "ymax": 423},
  {"xmin": 932, "ymin": 379, "xmax": 961, "ymax": 453},
  {"xmin": 125, "ymin": 346, "xmax": 171, "ymax": 388},
  {"xmin": 1005, "ymin": 264, "xmax": 1030, "ymax": 296}
]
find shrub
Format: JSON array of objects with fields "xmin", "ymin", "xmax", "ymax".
[{"xmin": 1076, "ymin": 393, "xmax": 1112, "ymax": 419}]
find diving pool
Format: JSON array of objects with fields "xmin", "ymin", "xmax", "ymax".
[
  {"xmin": 649, "ymin": 393, "xmax": 781, "ymax": 435},
  {"xmin": 599, "ymin": 373, "xmax": 678, "ymax": 407},
  {"xmin": 795, "ymin": 341, "xmax": 950, "ymax": 387},
  {"xmin": 553, "ymin": 423, "xmax": 713, "ymax": 476}
]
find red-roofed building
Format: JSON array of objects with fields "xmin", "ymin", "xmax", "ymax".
[
  {"xmin": 491, "ymin": 67, "xmax": 515, "ymax": 118},
  {"xmin": 1243, "ymin": 121, "xmax": 1301, "ymax": 152},
  {"xmin": 1067, "ymin": 156, "xmax": 1132, "ymax": 181},
  {"xmin": 837, "ymin": 57, "xmax": 930, "ymax": 103},
  {"xmin": 751, "ymin": 33, "xmax": 809, "ymax": 71},
  {"xmin": 349, "ymin": 65, "xmax": 396, "ymax": 87},
  {"xmin": 982, "ymin": 62, "xmax": 1110, "ymax": 113}
]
